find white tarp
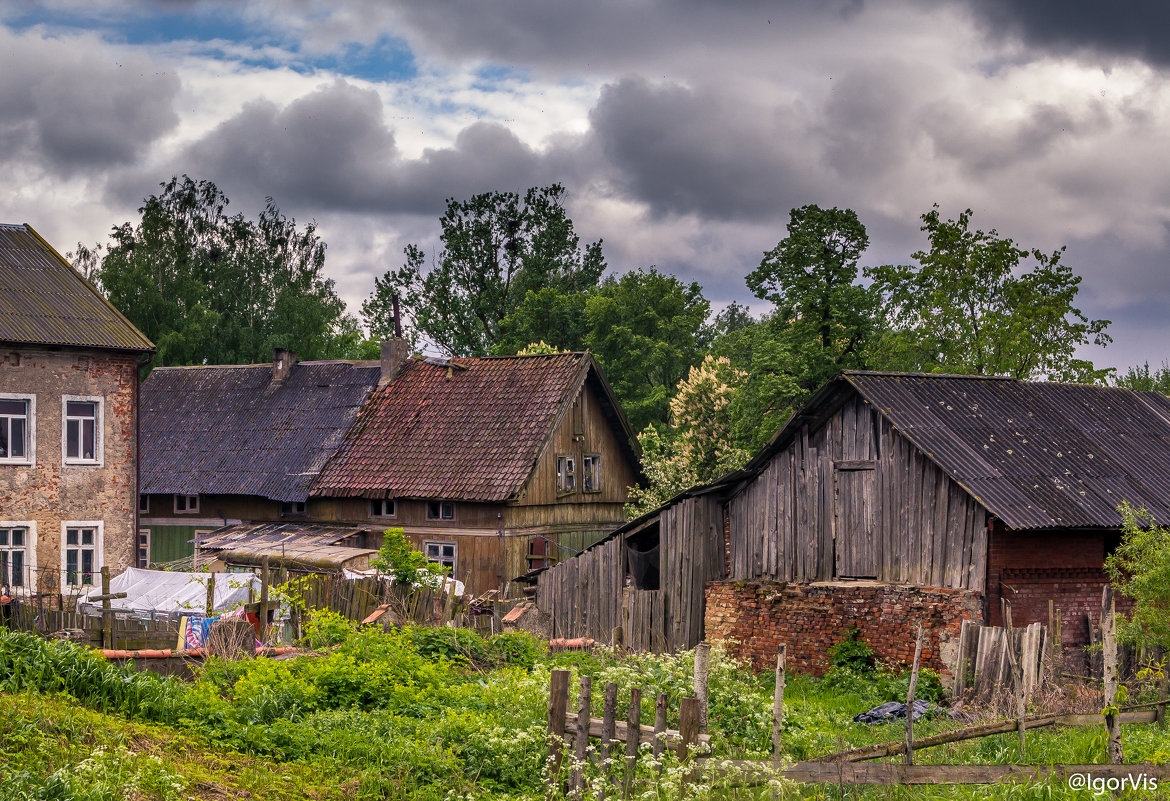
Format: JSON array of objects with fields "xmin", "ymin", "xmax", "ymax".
[
  {"xmin": 80, "ymin": 567, "xmax": 261, "ymax": 616},
  {"xmin": 340, "ymin": 568, "xmax": 465, "ymax": 596}
]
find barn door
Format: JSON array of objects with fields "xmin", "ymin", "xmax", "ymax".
[{"xmin": 834, "ymin": 462, "xmax": 877, "ymax": 578}]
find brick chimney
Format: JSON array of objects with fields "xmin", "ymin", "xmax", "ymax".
[
  {"xmin": 272, "ymin": 348, "xmax": 297, "ymax": 381},
  {"xmin": 380, "ymin": 339, "xmax": 408, "ymax": 385}
]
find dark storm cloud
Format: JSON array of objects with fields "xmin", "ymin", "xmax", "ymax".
[
  {"xmin": 963, "ymin": 1, "xmax": 1170, "ymax": 65},
  {"xmin": 585, "ymin": 77, "xmax": 819, "ymax": 221},
  {"xmin": 152, "ymin": 79, "xmax": 561, "ymax": 216},
  {"xmin": 0, "ymin": 29, "xmax": 179, "ymax": 175}
]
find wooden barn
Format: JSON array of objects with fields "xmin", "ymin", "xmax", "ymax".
[{"xmin": 540, "ymin": 371, "xmax": 1170, "ymax": 673}]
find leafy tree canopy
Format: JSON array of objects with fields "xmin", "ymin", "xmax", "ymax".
[
  {"xmin": 1114, "ymin": 362, "xmax": 1170, "ymax": 394},
  {"xmin": 364, "ymin": 184, "xmax": 605, "ymax": 356},
  {"xmin": 747, "ymin": 204, "xmax": 881, "ymax": 388},
  {"xmin": 76, "ymin": 176, "xmax": 360, "ymax": 369},
  {"xmin": 1105, "ymin": 504, "xmax": 1170, "ymax": 650},
  {"xmin": 584, "ymin": 268, "xmax": 710, "ymax": 433},
  {"xmin": 866, "ymin": 206, "xmax": 1112, "ymax": 381}
]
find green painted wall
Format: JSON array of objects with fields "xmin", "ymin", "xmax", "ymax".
[{"xmin": 144, "ymin": 525, "xmax": 198, "ymax": 566}]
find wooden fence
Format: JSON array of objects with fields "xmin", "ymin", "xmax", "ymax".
[{"xmin": 536, "ymin": 493, "xmax": 725, "ymax": 654}]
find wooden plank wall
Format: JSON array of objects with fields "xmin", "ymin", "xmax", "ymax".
[
  {"xmin": 535, "ymin": 494, "xmax": 726, "ymax": 652},
  {"xmin": 728, "ymin": 395, "xmax": 988, "ymax": 591}
]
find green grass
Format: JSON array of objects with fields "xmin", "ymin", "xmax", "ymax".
[{"xmin": 2, "ymin": 618, "xmax": 1170, "ymax": 800}]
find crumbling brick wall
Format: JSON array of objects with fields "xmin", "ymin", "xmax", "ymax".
[
  {"xmin": 704, "ymin": 579, "xmax": 984, "ymax": 675},
  {"xmin": 0, "ymin": 347, "xmax": 139, "ymax": 588}
]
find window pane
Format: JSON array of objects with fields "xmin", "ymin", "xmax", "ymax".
[
  {"xmin": 11, "ymin": 551, "xmax": 22, "ymax": 587},
  {"xmin": 426, "ymin": 544, "xmax": 439, "ymax": 557},
  {"xmin": 10, "ymin": 418, "xmax": 24, "ymax": 458},
  {"xmin": 0, "ymin": 399, "xmax": 25, "ymax": 415},
  {"xmin": 83, "ymin": 419, "xmax": 95, "ymax": 460},
  {"xmin": 67, "ymin": 528, "xmax": 78, "ymax": 545},
  {"xmin": 0, "ymin": 421, "xmax": 7, "ymax": 458},
  {"xmin": 11, "ymin": 529, "xmax": 22, "ymax": 546},
  {"xmin": 66, "ymin": 419, "xmax": 79, "ymax": 459},
  {"xmin": 442, "ymin": 545, "xmax": 454, "ymax": 558},
  {"xmin": 66, "ymin": 549, "xmax": 78, "ymax": 583},
  {"xmin": 81, "ymin": 549, "xmax": 93, "ymax": 583},
  {"xmin": 81, "ymin": 528, "xmax": 94, "ymax": 545},
  {"xmin": 0, "ymin": 529, "xmax": 7, "ymax": 546},
  {"xmin": 67, "ymin": 401, "xmax": 95, "ymax": 418}
]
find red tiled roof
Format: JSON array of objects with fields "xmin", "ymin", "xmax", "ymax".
[{"xmin": 312, "ymin": 352, "xmax": 594, "ymax": 501}]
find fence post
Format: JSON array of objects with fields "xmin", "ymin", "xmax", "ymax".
[
  {"xmin": 612, "ymin": 625, "xmax": 625, "ymax": 654},
  {"xmin": 547, "ymin": 669, "xmax": 570, "ymax": 797},
  {"xmin": 772, "ymin": 643, "xmax": 786, "ymax": 769},
  {"xmin": 259, "ymin": 555, "xmax": 270, "ymax": 643},
  {"xmin": 205, "ymin": 573, "xmax": 215, "ymax": 617},
  {"xmin": 652, "ymin": 693, "xmax": 667, "ymax": 759},
  {"xmin": 1102, "ymin": 586, "xmax": 1123, "ymax": 764},
  {"xmin": 1002, "ymin": 603, "xmax": 1026, "ymax": 756},
  {"xmin": 600, "ymin": 681, "xmax": 617, "ymax": 801},
  {"xmin": 572, "ymin": 675, "xmax": 592, "ymax": 798},
  {"xmin": 678, "ymin": 696, "xmax": 701, "ymax": 787},
  {"xmin": 905, "ymin": 623, "xmax": 924, "ymax": 766},
  {"xmin": 694, "ymin": 642, "xmax": 710, "ymax": 733},
  {"xmin": 100, "ymin": 566, "xmax": 112, "ymax": 650},
  {"xmin": 624, "ymin": 687, "xmax": 641, "ymax": 798}
]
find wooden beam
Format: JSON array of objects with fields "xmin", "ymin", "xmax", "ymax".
[{"xmin": 704, "ymin": 761, "xmax": 1170, "ymax": 787}]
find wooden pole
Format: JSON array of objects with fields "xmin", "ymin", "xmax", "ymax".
[
  {"xmin": 772, "ymin": 644, "xmax": 786, "ymax": 769},
  {"xmin": 1157, "ymin": 670, "xmax": 1168, "ymax": 729},
  {"xmin": 652, "ymin": 693, "xmax": 668, "ymax": 759},
  {"xmin": 1002, "ymin": 602, "xmax": 1026, "ymax": 755},
  {"xmin": 1102, "ymin": 586, "xmax": 1123, "ymax": 764},
  {"xmin": 694, "ymin": 642, "xmax": 710, "ymax": 733},
  {"xmin": 905, "ymin": 623, "xmax": 924, "ymax": 766},
  {"xmin": 259, "ymin": 555, "xmax": 270, "ymax": 643},
  {"xmin": 624, "ymin": 687, "xmax": 641, "ymax": 798},
  {"xmin": 612, "ymin": 625, "xmax": 625, "ymax": 654},
  {"xmin": 1046, "ymin": 599, "xmax": 1056, "ymax": 682},
  {"xmin": 678, "ymin": 696, "xmax": 701, "ymax": 788},
  {"xmin": 600, "ymin": 681, "xmax": 617, "ymax": 801},
  {"xmin": 547, "ymin": 669, "xmax": 570, "ymax": 795},
  {"xmin": 205, "ymin": 572, "xmax": 215, "ymax": 617},
  {"xmin": 573, "ymin": 675, "xmax": 592, "ymax": 798},
  {"xmin": 100, "ymin": 566, "xmax": 112, "ymax": 650}
]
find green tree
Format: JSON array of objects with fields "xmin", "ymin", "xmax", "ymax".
[
  {"xmin": 1114, "ymin": 362, "xmax": 1170, "ymax": 394},
  {"xmin": 1105, "ymin": 504, "xmax": 1170, "ymax": 650},
  {"xmin": 584, "ymin": 268, "xmax": 710, "ymax": 432},
  {"xmin": 365, "ymin": 185, "xmax": 605, "ymax": 356},
  {"xmin": 81, "ymin": 176, "xmax": 358, "ymax": 368},
  {"xmin": 866, "ymin": 206, "xmax": 1112, "ymax": 381},
  {"xmin": 746, "ymin": 204, "xmax": 881, "ymax": 388}
]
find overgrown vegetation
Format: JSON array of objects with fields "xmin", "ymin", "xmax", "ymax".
[{"xmin": 3, "ymin": 621, "xmax": 1170, "ymax": 799}]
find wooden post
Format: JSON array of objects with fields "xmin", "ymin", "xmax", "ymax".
[
  {"xmin": 1102, "ymin": 586, "xmax": 1123, "ymax": 764},
  {"xmin": 905, "ymin": 623, "xmax": 924, "ymax": 766},
  {"xmin": 259, "ymin": 555, "xmax": 270, "ymax": 643},
  {"xmin": 694, "ymin": 642, "xmax": 710, "ymax": 733},
  {"xmin": 572, "ymin": 675, "xmax": 591, "ymax": 798},
  {"xmin": 100, "ymin": 566, "xmax": 112, "ymax": 650},
  {"xmin": 652, "ymin": 693, "xmax": 668, "ymax": 759},
  {"xmin": 1002, "ymin": 602, "xmax": 1026, "ymax": 755},
  {"xmin": 1047, "ymin": 600, "xmax": 1056, "ymax": 680},
  {"xmin": 772, "ymin": 644, "xmax": 786, "ymax": 768},
  {"xmin": 624, "ymin": 687, "xmax": 641, "ymax": 798},
  {"xmin": 678, "ymin": 696, "xmax": 701, "ymax": 788},
  {"xmin": 600, "ymin": 681, "xmax": 617, "ymax": 801},
  {"xmin": 612, "ymin": 625, "xmax": 625, "ymax": 654},
  {"xmin": 1157, "ymin": 670, "xmax": 1169, "ymax": 730},
  {"xmin": 205, "ymin": 572, "xmax": 215, "ymax": 617},
  {"xmin": 547, "ymin": 669, "xmax": 570, "ymax": 795}
]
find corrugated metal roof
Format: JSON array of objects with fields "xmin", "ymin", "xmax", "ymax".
[
  {"xmin": 0, "ymin": 223, "xmax": 154, "ymax": 352},
  {"xmin": 312, "ymin": 353, "xmax": 594, "ymax": 501},
  {"xmin": 196, "ymin": 521, "xmax": 376, "ymax": 550},
  {"xmin": 140, "ymin": 360, "xmax": 381, "ymax": 501},
  {"xmin": 843, "ymin": 372, "xmax": 1170, "ymax": 529}
]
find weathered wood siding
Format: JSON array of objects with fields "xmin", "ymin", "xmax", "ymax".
[
  {"xmin": 728, "ymin": 395, "xmax": 988, "ymax": 591},
  {"xmin": 536, "ymin": 493, "xmax": 725, "ymax": 652}
]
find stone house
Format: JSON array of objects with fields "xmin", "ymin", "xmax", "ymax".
[{"xmin": 0, "ymin": 223, "xmax": 154, "ymax": 593}]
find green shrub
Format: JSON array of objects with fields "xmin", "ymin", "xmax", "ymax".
[
  {"xmin": 301, "ymin": 608, "xmax": 356, "ymax": 649},
  {"xmin": 408, "ymin": 626, "xmax": 490, "ymax": 666},
  {"xmin": 827, "ymin": 626, "xmax": 876, "ymax": 671},
  {"xmin": 487, "ymin": 630, "xmax": 545, "ymax": 669}
]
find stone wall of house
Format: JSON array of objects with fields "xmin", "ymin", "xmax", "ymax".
[
  {"xmin": 0, "ymin": 347, "xmax": 140, "ymax": 590},
  {"xmin": 704, "ymin": 579, "xmax": 984, "ymax": 675}
]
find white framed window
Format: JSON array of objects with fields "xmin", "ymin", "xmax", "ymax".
[
  {"xmin": 61, "ymin": 521, "xmax": 102, "ymax": 587},
  {"xmin": 370, "ymin": 499, "xmax": 397, "ymax": 518},
  {"xmin": 424, "ymin": 541, "xmax": 457, "ymax": 572},
  {"xmin": 0, "ymin": 521, "xmax": 35, "ymax": 590},
  {"xmin": 0, "ymin": 394, "xmax": 34, "ymax": 465},
  {"xmin": 556, "ymin": 454, "xmax": 576, "ymax": 494},
  {"xmin": 583, "ymin": 454, "xmax": 601, "ymax": 492},
  {"xmin": 280, "ymin": 501, "xmax": 307, "ymax": 516},
  {"xmin": 426, "ymin": 501, "xmax": 455, "ymax": 520},
  {"xmin": 139, "ymin": 495, "xmax": 150, "ymax": 514},
  {"xmin": 62, "ymin": 396, "xmax": 102, "ymax": 465},
  {"xmin": 174, "ymin": 494, "xmax": 200, "ymax": 514}
]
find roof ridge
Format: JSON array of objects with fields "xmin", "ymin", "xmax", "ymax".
[{"xmin": 844, "ymin": 370, "xmax": 1014, "ymax": 381}]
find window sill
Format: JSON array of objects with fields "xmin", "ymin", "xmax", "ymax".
[
  {"xmin": 63, "ymin": 460, "xmax": 102, "ymax": 467},
  {"xmin": 0, "ymin": 459, "xmax": 34, "ymax": 466}
]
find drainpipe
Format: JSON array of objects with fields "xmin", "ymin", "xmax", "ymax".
[{"xmin": 135, "ymin": 351, "xmax": 152, "ymax": 568}]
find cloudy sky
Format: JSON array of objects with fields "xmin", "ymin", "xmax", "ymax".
[{"xmin": 4, "ymin": 1, "xmax": 1169, "ymax": 371}]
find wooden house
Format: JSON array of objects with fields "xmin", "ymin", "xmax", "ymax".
[
  {"xmin": 539, "ymin": 371, "xmax": 1170, "ymax": 673},
  {"xmin": 311, "ymin": 349, "xmax": 642, "ymax": 596},
  {"xmin": 0, "ymin": 223, "xmax": 154, "ymax": 593}
]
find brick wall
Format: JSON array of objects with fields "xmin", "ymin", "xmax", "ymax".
[
  {"xmin": 0, "ymin": 347, "xmax": 140, "ymax": 589},
  {"xmin": 986, "ymin": 521, "xmax": 1125, "ymax": 652},
  {"xmin": 705, "ymin": 580, "xmax": 984, "ymax": 675}
]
